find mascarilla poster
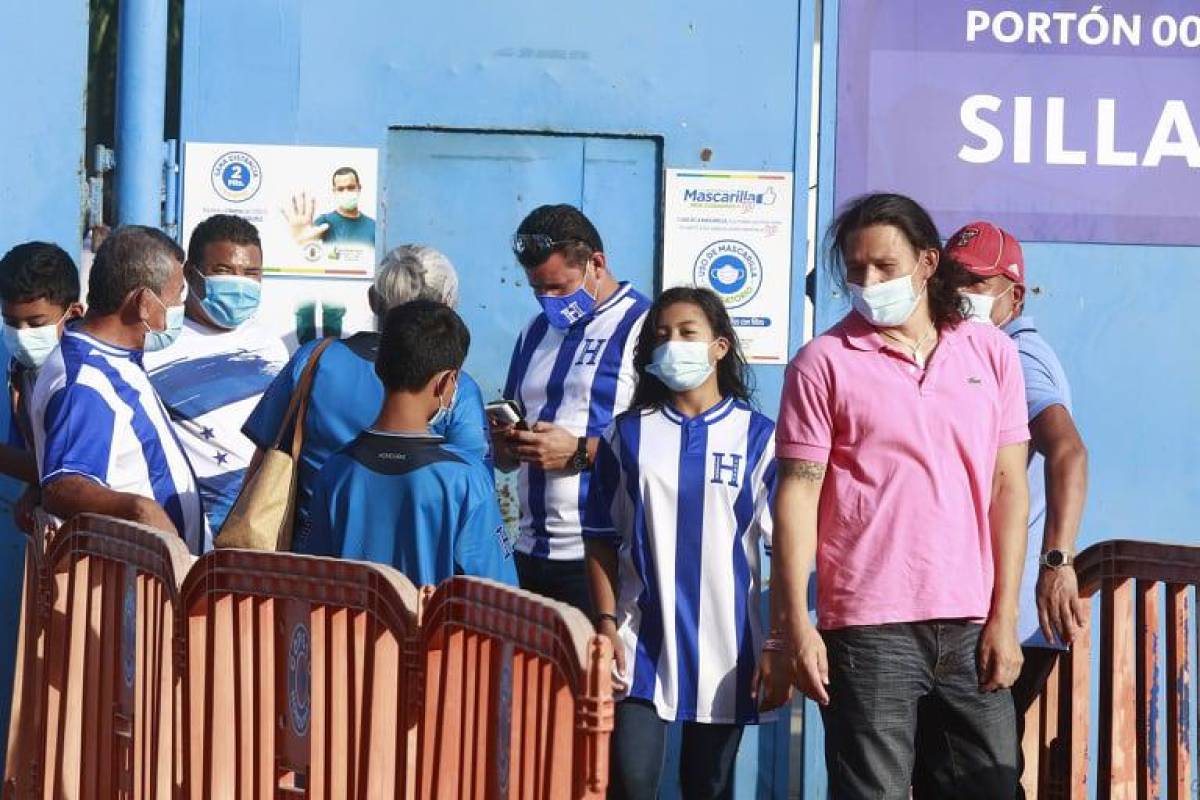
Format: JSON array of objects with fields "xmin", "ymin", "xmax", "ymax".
[
  {"xmin": 182, "ymin": 142, "xmax": 380, "ymax": 350},
  {"xmin": 662, "ymin": 169, "xmax": 794, "ymax": 365}
]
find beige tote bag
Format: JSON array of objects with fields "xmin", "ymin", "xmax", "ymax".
[{"xmin": 215, "ymin": 338, "xmax": 336, "ymax": 550}]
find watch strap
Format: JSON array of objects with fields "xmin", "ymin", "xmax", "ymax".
[{"xmin": 1039, "ymin": 550, "xmax": 1074, "ymax": 568}]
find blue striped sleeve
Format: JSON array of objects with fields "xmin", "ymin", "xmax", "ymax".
[
  {"xmin": 582, "ymin": 429, "xmax": 621, "ymax": 542},
  {"xmin": 40, "ymin": 384, "xmax": 116, "ymax": 487},
  {"xmin": 502, "ymin": 330, "xmax": 525, "ymax": 402}
]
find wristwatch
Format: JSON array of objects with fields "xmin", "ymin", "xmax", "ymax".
[
  {"xmin": 568, "ymin": 437, "xmax": 590, "ymax": 473},
  {"xmin": 1039, "ymin": 549, "xmax": 1074, "ymax": 569}
]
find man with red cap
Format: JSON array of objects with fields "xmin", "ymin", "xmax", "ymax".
[{"xmin": 944, "ymin": 221, "xmax": 1089, "ymax": 733}]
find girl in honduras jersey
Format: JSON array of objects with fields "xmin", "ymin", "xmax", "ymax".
[{"xmin": 583, "ymin": 287, "xmax": 788, "ymax": 799}]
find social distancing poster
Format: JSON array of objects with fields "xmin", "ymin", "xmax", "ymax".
[{"xmin": 182, "ymin": 142, "xmax": 379, "ymax": 350}]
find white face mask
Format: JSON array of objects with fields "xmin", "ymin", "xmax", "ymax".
[
  {"xmin": 3, "ymin": 311, "xmax": 67, "ymax": 369},
  {"xmin": 646, "ymin": 340, "xmax": 716, "ymax": 392},
  {"xmin": 847, "ymin": 269, "xmax": 927, "ymax": 328},
  {"xmin": 428, "ymin": 374, "xmax": 458, "ymax": 430},
  {"xmin": 963, "ymin": 285, "xmax": 1015, "ymax": 327}
]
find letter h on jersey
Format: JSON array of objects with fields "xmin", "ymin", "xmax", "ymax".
[
  {"xmin": 574, "ymin": 338, "xmax": 608, "ymax": 367},
  {"xmin": 710, "ymin": 452, "xmax": 743, "ymax": 487}
]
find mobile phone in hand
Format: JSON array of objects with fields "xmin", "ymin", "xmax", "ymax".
[{"xmin": 485, "ymin": 399, "xmax": 530, "ymax": 431}]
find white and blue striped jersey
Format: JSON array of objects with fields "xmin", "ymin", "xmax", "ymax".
[
  {"xmin": 504, "ymin": 282, "xmax": 650, "ymax": 561},
  {"xmin": 583, "ymin": 397, "xmax": 776, "ymax": 724},
  {"xmin": 30, "ymin": 329, "xmax": 210, "ymax": 553}
]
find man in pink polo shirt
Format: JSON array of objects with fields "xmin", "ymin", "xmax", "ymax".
[{"xmin": 771, "ymin": 194, "xmax": 1030, "ymax": 799}]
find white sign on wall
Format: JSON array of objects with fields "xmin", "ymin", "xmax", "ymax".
[
  {"xmin": 662, "ymin": 169, "xmax": 794, "ymax": 365},
  {"xmin": 182, "ymin": 142, "xmax": 380, "ymax": 349}
]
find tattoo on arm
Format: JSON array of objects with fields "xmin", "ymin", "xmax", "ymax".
[{"xmin": 779, "ymin": 459, "xmax": 827, "ymax": 482}]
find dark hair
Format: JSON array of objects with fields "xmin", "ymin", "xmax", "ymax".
[
  {"xmin": 827, "ymin": 193, "xmax": 973, "ymax": 330},
  {"xmin": 375, "ymin": 299, "xmax": 470, "ymax": 392},
  {"xmin": 515, "ymin": 204, "xmax": 604, "ymax": 268},
  {"xmin": 0, "ymin": 242, "xmax": 80, "ymax": 308},
  {"xmin": 87, "ymin": 226, "xmax": 184, "ymax": 315},
  {"xmin": 186, "ymin": 214, "xmax": 261, "ymax": 266},
  {"xmin": 630, "ymin": 286, "xmax": 752, "ymax": 411},
  {"xmin": 332, "ymin": 166, "xmax": 361, "ymax": 187}
]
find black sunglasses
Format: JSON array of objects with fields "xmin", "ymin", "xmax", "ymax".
[{"xmin": 511, "ymin": 233, "xmax": 591, "ymax": 267}]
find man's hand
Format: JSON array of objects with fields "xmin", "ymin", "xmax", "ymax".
[
  {"xmin": 489, "ymin": 420, "xmax": 519, "ymax": 472},
  {"xmin": 1037, "ymin": 565, "xmax": 1086, "ymax": 645},
  {"xmin": 129, "ymin": 497, "xmax": 179, "ymax": 537},
  {"xmin": 507, "ymin": 422, "xmax": 578, "ymax": 471},
  {"xmin": 754, "ymin": 648, "xmax": 795, "ymax": 712},
  {"xmin": 597, "ymin": 616, "xmax": 628, "ymax": 691},
  {"xmin": 13, "ymin": 485, "xmax": 39, "ymax": 535},
  {"xmin": 789, "ymin": 622, "xmax": 830, "ymax": 706},
  {"xmin": 281, "ymin": 192, "xmax": 330, "ymax": 245},
  {"xmin": 978, "ymin": 616, "xmax": 1023, "ymax": 692}
]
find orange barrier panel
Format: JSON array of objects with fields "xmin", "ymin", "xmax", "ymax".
[
  {"xmin": 24, "ymin": 513, "xmax": 193, "ymax": 800},
  {"xmin": 179, "ymin": 549, "xmax": 421, "ymax": 799},
  {"xmin": 416, "ymin": 577, "xmax": 613, "ymax": 800},
  {"xmin": 4, "ymin": 512, "xmax": 56, "ymax": 798},
  {"xmin": 1021, "ymin": 540, "xmax": 1200, "ymax": 799}
]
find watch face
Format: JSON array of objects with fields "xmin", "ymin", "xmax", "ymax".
[{"xmin": 1044, "ymin": 550, "xmax": 1065, "ymax": 568}]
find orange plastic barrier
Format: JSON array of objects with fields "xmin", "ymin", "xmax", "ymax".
[
  {"xmin": 4, "ymin": 512, "xmax": 55, "ymax": 797},
  {"xmin": 25, "ymin": 513, "xmax": 193, "ymax": 799},
  {"xmin": 416, "ymin": 577, "xmax": 614, "ymax": 799},
  {"xmin": 179, "ymin": 549, "xmax": 422, "ymax": 799},
  {"xmin": 1021, "ymin": 540, "xmax": 1200, "ymax": 799}
]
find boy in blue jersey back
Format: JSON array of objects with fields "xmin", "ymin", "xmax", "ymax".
[{"xmin": 303, "ymin": 300, "xmax": 516, "ymax": 587}]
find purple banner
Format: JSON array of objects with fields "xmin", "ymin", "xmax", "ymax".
[{"xmin": 835, "ymin": 1, "xmax": 1200, "ymax": 245}]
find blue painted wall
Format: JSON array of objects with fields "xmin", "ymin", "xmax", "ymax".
[
  {"xmin": 0, "ymin": 0, "xmax": 89, "ymax": 779},
  {"xmin": 180, "ymin": 2, "xmax": 816, "ymax": 795}
]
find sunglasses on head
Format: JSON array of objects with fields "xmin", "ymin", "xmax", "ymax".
[{"xmin": 511, "ymin": 233, "xmax": 592, "ymax": 268}]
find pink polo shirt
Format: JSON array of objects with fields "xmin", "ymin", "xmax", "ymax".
[{"xmin": 777, "ymin": 312, "xmax": 1029, "ymax": 630}]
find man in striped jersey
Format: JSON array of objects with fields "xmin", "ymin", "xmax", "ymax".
[
  {"xmin": 30, "ymin": 226, "xmax": 209, "ymax": 553},
  {"xmin": 494, "ymin": 205, "xmax": 650, "ymax": 616}
]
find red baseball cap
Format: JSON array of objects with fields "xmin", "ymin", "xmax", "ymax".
[{"xmin": 945, "ymin": 221, "xmax": 1024, "ymax": 285}]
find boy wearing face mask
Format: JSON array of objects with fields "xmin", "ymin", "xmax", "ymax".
[
  {"xmin": 305, "ymin": 300, "xmax": 515, "ymax": 586},
  {"xmin": 30, "ymin": 226, "xmax": 208, "ymax": 553},
  {"xmin": 0, "ymin": 242, "xmax": 84, "ymax": 530},
  {"xmin": 144, "ymin": 215, "xmax": 288, "ymax": 534}
]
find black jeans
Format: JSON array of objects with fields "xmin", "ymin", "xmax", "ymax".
[
  {"xmin": 514, "ymin": 552, "xmax": 595, "ymax": 619},
  {"xmin": 608, "ymin": 699, "xmax": 744, "ymax": 800},
  {"xmin": 821, "ymin": 621, "xmax": 1019, "ymax": 800}
]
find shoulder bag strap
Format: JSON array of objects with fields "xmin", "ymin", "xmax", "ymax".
[{"xmin": 270, "ymin": 337, "xmax": 338, "ymax": 457}]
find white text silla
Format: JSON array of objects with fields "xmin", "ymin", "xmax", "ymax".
[{"xmin": 958, "ymin": 95, "xmax": 1200, "ymax": 167}]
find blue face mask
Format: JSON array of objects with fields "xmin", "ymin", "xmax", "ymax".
[
  {"xmin": 198, "ymin": 274, "xmax": 261, "ymax": 328},
  {"xmin": 143, "ymin": 288, "xmax": 186, "ymax": 352},
  {"xmin": 537, "ymin": 264, "xmax": 597, "ymax": 331}
]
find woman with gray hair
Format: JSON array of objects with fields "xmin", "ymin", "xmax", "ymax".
[{"xmin": 243, "ymin": 244, "xmax": 491, "ymax": 547}]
